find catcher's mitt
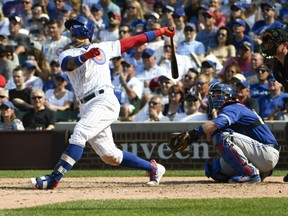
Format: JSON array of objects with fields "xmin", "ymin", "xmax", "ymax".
[{"xmin": 168, "ymin": 131, "xmax": 191, "ymax": 152}]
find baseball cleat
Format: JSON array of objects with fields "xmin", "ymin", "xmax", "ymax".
[
  {"xmin": 30, "ymin": 175, "xmax": 59, "ymax": 189},
  {"xmin": 146, "ymin": 160, "xmax": 166, "ymax": 186},
  {"xmin": 283, "ymin": 174, "xmax": 288, "ymax": 182},
  {"xmin": 229, "ymin": 175, "xmax": 261, "ymax": 184}
]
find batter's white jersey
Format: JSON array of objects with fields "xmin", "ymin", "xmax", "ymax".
[{"xmin": 59, "ymin": 41, "xmax": 121, "ymax": 100}]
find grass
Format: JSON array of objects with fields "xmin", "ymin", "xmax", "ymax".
[
  {"xmin": 0, "ymin": 198, "xmax": 287, "ymax": 216},
  {"xmin": 0, "ymin": 170, "xmax": 287, "ymax": 215}
]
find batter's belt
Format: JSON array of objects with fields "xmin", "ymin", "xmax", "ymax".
[{"xmin": 79, "ymin": 89, "xmax": 104, "ymax": 104}]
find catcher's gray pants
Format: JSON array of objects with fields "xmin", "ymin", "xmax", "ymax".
[{"xmin": 217, "ymin": 132, "xmax": 280, "ymax": 177}]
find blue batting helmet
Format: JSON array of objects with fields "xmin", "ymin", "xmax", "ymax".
[
  {"xmin": 208, "ymin": 82, "xmax": 236, "ymax": 111},
  {"xmin": 64, "ymin": 15, "xmax": 95, "ymax": 39}
]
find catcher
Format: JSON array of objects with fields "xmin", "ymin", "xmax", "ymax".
[{"xmin": 168, "ymin": 82, "xmax": 280, "ymax": 183}]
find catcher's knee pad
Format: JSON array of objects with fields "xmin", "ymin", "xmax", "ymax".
[
  {"xmin": 214, "ymin": 132, "xmax": 246, "ymax": 176},
  {"xmin": 100, "ymin": 150, "xmax": 122, "ymax": 166},
  {"xmin": 204, "ymin": 159, "xmax": 229, "ymax": 183}
]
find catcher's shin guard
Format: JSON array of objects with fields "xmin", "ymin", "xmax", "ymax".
[
  {"xmin": 204, "ymin": 158, "xmax": 229, "ymax": 183},
  {"xmin": 52, "ymin": 144, "xmax": 84, "ymax": 182},
  {"xmin": 214, "ymin": 132, "xmax": 257, "ymax": 176}
]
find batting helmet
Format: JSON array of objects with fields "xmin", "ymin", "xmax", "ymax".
[
  {"xmin": 64, "ymin": 15, "xmax": 95, "ymax": 40},
  {"xmin": 208, "ymin": 82, "xmax": 236, "ymax": 111},
  {"xmin": 260, "ymin": 27, "xmax": 288, "ymax": 57}
]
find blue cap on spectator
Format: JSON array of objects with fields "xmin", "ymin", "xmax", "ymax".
[
  {"xmin": 173, "ymin": 7, "xmax": 185, "ymax": 17},
  {"xmin": 184, "ymin": 23, "xmax": 196, "ymax": 31},
  {"xmin": 261, "ymin": 2, "xmax": 275, "ymax": 10},
  {"xmin": 236, "ymin": 80, "xmax": 250, "ymax": 89},
  {"xmin": 202, "ymin": 60, "xmax": 215, "ymax": 68},
  {"xmin": 142, "ymin": 48, "xmax": 155, "ymax": 58},
  {"xmin": 163, "ymin": 4, "xmax": 174, "ymax": 13},
  {"xmin": 240, "ymin": 41, "xmax": 252, "ymax": 51},
  {"xmin": 22, "ymin": 60, "xmax": 36, "ymax": 69},
  {"xmin": 55, "ymin": 72, "xmax": 68, "ymax": 81},
  {"xmin": 91, "ymin": 3, "xmax": 103, "ymax": 11},
  {"xmin": 61, "ymin": 5, "xmax": 73, "ymax": 12},
  {"xmin": 230, "ymin": 2, "xmax": 244, "ymax": 11},
  {"xmin": 199, "ymin": 4, "xmax": 209, "ymax": 11},
  {"xmin": 9, "ymin": 15, "xmax": 21, "ymax": 23},
  {"xmin": 0, "ymin": 100, "xmax": 15, "ymax": 109},
  {"xmin": 234, "ymin": 18, "xmax": 246, "ymax": 27}
]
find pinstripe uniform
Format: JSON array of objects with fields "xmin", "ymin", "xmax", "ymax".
[{"xmin": 59, "ymin": 41, "xmax": 123, "ymax": 164}]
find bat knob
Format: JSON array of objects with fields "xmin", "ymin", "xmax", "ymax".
[{"xmin": 168, "ymin": 26, "xmax": 174, "ymax": 32}]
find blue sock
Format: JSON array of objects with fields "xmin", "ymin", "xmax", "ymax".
[
  {"xmin": 52, "ymin": 144, "xmax": 83, "ymax": 182},
  {"xmin": 120, "ymin": 151, "xmax": 154, "ymax": 171}
]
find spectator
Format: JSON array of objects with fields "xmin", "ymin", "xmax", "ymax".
[
  {"xmin": 0, "ymin": 45, "xmax": 17, "ymax": 81},
  {"xmin": 48, "ymin": 0, "xmax": 67, "ymax": 20},
  {"xmin": 233, "ymin": 79, "xmax": 259, "ymax": 114},
  {"xmin": 41, "ymin": 19, "xmax": 71, "ymax": 64},
  {"xmin": 110, "ymin": 56, "xmax": 124, "ymax": 81},
  {"xmin": 33, "ymin": 13, "xmax": 50, "ymax": 42},
  {"xmin": 124, "ymin": 44, "xmax": 146, "ymax": 76},
  {"xmin": 195, "ymin": 10, "xmax": 219, "ymax": 52},
  {"xmin": 146, "ymin": 21, "xmax": 165, "ymax": 63},
  {"xmin": 82, "ymin": 3, "xmax": 105, "ymax": 43},
  {"xmin": 232, "ymin": 19, "xmax": 254, "ymax": 54},
  {"xmin": 99, "ymin": 11, "xmax": 121, "ymax": 42},
  {"xmin": 0, "ymin": 9, "xmax": 9, "ymax": 36},
  {"xmin": 177, "ymin": 22, "xmax": 206, "ymax": 61},
  {"xmin": 159, "ymin": 4, "xmax": 174, "ymax": 28},
  {"xmin": 5, "ymin": 45, "xmax": 19, "ymax": 66},
  {"xmin": 22, "ymin": 89, "xmax": 55, "ymax": 130},
  {"xmin": 45, "ymin": 72, "xmax": 74, "ymax": 112},
  {"xmin": 251, "ymin": 2, "xmax": 283, "ymax": 52},
  {"xmin": 179, "ymin": 92, "xmax": 209, "ymax": 122},
  {"xmin": 132, "ymin": 95, "xmax": 169, "ymax": 122},
  {"xmin": 122, "ymin": 0, "xmax": 144, "ymax": 28},
  {"xmin": 200, "ymin": 60, "xmax": 218, "ymax": 84},
  {"xmin": 172, "ymin": 7, "xmax": 186, "ymax": 44},
  {"xmin": 8, "ymin": 66, "xmax": 33, "ymax": 113},
  {"xmin": 220, "ymin": 41, "xmax": 253, "ymax": 77},
  {"xmin": 2, "ymin": 0, "xmax": 23, "ymax": 18},
  {"xmin": 25, "ymin": 2, "xmax": 43, "ymax": 31},
  {"xmin": 177, "ymin": 68, "xmax": 199, "ymax": 95},
  {"xmin": 21, "ymin": 0, "xmax": 33, "ymax": 29},
  {"xmin": 0, "ymin": 100, "xmax": 24, "ymax": 131},
  {"xmin": 8, "ymin": 15, "xmax": 31, "ymax": 56},
  {"xmin": 112, "ymin": 60, "xmax": 143, "ymax": 121},
  {"xmin": 100, "ymin": 0, "xmax": 121, "ymax": 25},
  {"xmin": 22, "ymin": 60, "xmax": 43, "ymax": 90},
  {"xmin": 250, "ymin": 64, "xmax": 270, "ymax": 99},
  {"xmin": 60, "ymin": 4, "xmax": 74, "ymax": 24},
  {"xmin": 137, "ymin": 48, "xmax": 167, "ymax": 96},
  {"xmin": 245, "ymin": 52, "xmax": 264, "ymax": 85},
  {"xmin": 209, "ymin": 0, "xmax": 227, "ymax": 27},
  {"xmin": 207, "ymin": 27, "xmax": 236, "ymax": 65},
  {"xmin": 118, "ymin": 24, "xmax": 133, "ymax": 58},
  {"xmin": 183, "ymin": 0, "xmax": 200, "ymax": 24},
  {"xmin": 163, "ymin": 84, "xmax": 185, "ymax": 121},
  {"xmin": 258, "ymin": 76, "xmax": 288, "ymax": 120},
  {"xmin": 195, "ymin": 73, "xmax": 210, "ymax": 113},
  {"xmin": 227, "ymin": 2, "xmax": 250, "ymax": 35},
  {"xmin": 158, "ymin": 39, "xmax": 193, "ymax": 82},
  {"xmin": 149, "ymin": 75, "xmax": 174, "ymax": 104},
  {"xmin": 220, "ymin": 61, "xmax": 242, "ymax": 84},
  {"xmin": 195, "ymin": 4, "xmax": 209, "ymax": 32},
  {"xmin": 0, "ymin": 87, "xmax": 9, "ymax": 104}
]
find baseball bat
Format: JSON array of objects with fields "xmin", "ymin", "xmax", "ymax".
[{"xmin": 168, "ymin": 27, "xmax": 179, "ymax": 79}]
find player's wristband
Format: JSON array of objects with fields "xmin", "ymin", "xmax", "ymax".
[
  {"xmin": 74, "ymin": 54, "xmax": 87, "ymax": 66},
  {"xmin": 144, "ymin": 31, "xmax": 157, "ymax": 42},
  {"xmin": 195, "ymin": 126, "xmax": 204, "ymax": 136}
]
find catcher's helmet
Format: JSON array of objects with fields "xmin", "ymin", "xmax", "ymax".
[
  {"xmin": 64, "ymin": 15, "xmax": 95, "ymax": 40},
  {"xmin": 208, "ymin": 82, "xmax": 236, "ymax": 111},
  {"xmin": 260, "ymin": 27, "xmax": 288, "ymax": 57}
]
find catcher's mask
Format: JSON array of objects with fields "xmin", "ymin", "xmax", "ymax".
[
  {"xmin": 260, "ymin": 27, "xmax": 288, "ymax": 57},
  {"xmin": 208, "ymin": 82, "xmax": 236, "ymax": 113}
]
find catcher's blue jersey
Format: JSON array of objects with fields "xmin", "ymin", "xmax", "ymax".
[{"xmin": 212, "ymin": 102, "xmax": 277, "ymax": 145}]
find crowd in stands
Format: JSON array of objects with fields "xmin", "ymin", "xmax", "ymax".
[{"xmin": 0, "ymin": 0, "xmax": 288, "ymax": 130}]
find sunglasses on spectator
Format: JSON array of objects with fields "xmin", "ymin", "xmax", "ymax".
[
  {"xmin": 218, "ymin": 33, "xmax": 227, "ymax": 37},
  {"xmin": 169, "ymin": 89, "xmax": 181, "ymax": 94},
  {"xmin": 22, "ymin": 1, "xmax": 31, "ymax": 4},
  {"xmin": 257, "ymin": 69, "xmax": 268, "ymax": 73},
  {"xmin": 127, "ymin": 6, "xmax": 136, "ymax": 9},
  {"xmin": 231, "ymin": 7, "xmax": 240, "ymax": 12},
  {"xmin": 119, "ymin": 30, "xmax": 129, "ymax": 34},
  {"xmin": 184, "ymin": 75, "xmax": 194, "ymax": 80},
  {"xmin": 196, "ymin": 81, "xmax": 206, "ymax": 86},
  {"xmin": 164, "ymin": 45, "xmax": 172, "ymax": 49},
  {"xmin": 31, "ymin": 96, "xmax": 43, "ymax": 100},
  {"xmin": 203, "ymin": 13, "xmax": 212, "ymax": 19},
  {"xmin": 0, "ymin": 95, "xmax": 6, "ymax": 98},
  {"xmin": 149, "ymin": 101, "xmax": 159, "ymax": 106}
]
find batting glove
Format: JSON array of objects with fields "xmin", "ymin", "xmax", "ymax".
[
  {"xmin": 83, "ymin": 47, "xmax": 101, "ymax": 60},
  {"xmin": 159, "ymin": 27, "xmax": 175, "ymax": 38}
]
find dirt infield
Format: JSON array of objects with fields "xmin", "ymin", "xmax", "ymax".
[{"xmin": 0, "ymin": 176, "xmax": 287, "ymax": 209}]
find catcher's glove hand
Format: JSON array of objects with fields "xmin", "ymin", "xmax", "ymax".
[{"xmin": 168, "ymin": 131, "xmax": 191, "ymax": 152}]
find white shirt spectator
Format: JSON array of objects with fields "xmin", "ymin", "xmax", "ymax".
[{"xmin": 45, "ymin": 89, "xmax": 74, "ymax": 108}]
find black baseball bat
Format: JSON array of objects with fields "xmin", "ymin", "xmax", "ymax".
[{"xmin": 168, "ymin": 27, "xmax": 179, "ymax": 79}]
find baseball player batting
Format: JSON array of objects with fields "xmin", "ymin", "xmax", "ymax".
[
  {"xmin": 30, "ymin": 15, "xmax": 175, "ymax": 189},
  {"xmin": 168, "ymin": 82, "xmax": 280, "ymax": 183}
]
